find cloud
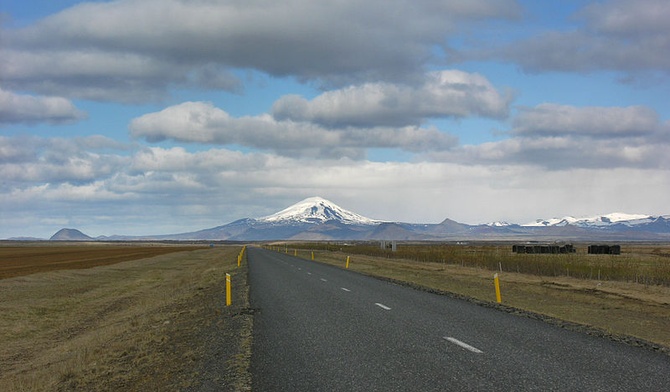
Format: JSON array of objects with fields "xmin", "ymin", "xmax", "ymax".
[
  {"xmin": 512, "ymin": 104, "xmax": 660, "ymax": 137},
  {"xmin": 0, "ymin": 48, "xmax": 203, "ymax": 103},
  {"xmin": 3, "ymin": 140, "xmax": 670, "ymax": 238},
  {"xmin": 440, "ymin": 136, "xmax": 668, "ymax": 170},
  {"xmin": 428, "ymin": 104, "xmax": 670, "ymax": 170},
  {"xmin": 0, "ymin": 135, "xmax": 129, "ymax": 183},
  {"xmin": 130, "ymin": 99, "xmax": 670, "ymax": 169},
  {"xmin": 2, "ymin": 0, "xmax": 519, "ymax": 102},
  {"xmin": 272, "ymin": 70, "xmax": 512, "ymax": 127},
  {"xmin": 0, "ymin": 88, "xmax": 86, "ymax": 125},
  {"xmin": 129, "ymin": 101, "xmax": 458, "ymax": 158},
  {"xmin": 578, "ymin": 0, "xmax": 669, "ymax": 36},
  {"xmin": 465, "ymin": 0, "xmax": 670, "ymax": 76}
]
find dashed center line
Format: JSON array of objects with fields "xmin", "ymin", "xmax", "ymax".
[
  {"xmin": 320, "ymin": 278, "xmax": 327, "ymax": 282},
  {"xmin": 340, "ymin": 287, "xmax": 351, "ymax": 292},
  {"xmin": 307, "ymin": 272, "xmax": 312, "ymax": 275},
  {"xmin": 375, "ymin": 303, "xmax": 391, "ymax": 311},
  {"xmin": 444, "ymin": 337, "xmax": 484, "ymax": 354}
]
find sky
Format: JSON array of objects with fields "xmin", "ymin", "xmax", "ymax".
[{"xmin": 1, "ymin": 0, "xmax": 669, "ymax": 239}]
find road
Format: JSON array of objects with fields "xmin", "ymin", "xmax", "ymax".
[{"xmin": 248, "ymin": 247, "xmax": 670, "ymax": 391}]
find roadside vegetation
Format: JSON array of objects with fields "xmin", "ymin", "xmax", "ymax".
[
  {"xmin": 278, "ymin": 242, "xmax": 670, "ymax": 350},
  {"xmin": 0, "ymin": 243, "xmax": 251, "ymax": 391},
  {"xmin": 292, "ymin": 242, "xmax": 670, "ymax": 286}
]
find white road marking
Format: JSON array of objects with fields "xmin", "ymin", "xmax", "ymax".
[
  {"xmin": 375, "ymin": 303, "xmax": 391, "ymax": 311},
  {"xmin": 341, "ymin": 287, "xmax": 351, "ymax": 292},
  {"xmin": 307, "ymin": 272, "xmax": 312, "ymax": 275},
  {"xmin": 444, "ymin": 337, "xmax": 484, "ymax": 354},
  {"xmin": 320, "ymin": 278, "xmax": 327, "ymax": 282}
]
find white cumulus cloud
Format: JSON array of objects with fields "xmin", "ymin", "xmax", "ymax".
[
  {"xmin": 129, "ymin": 101, "xmax": 458, "ymax": 158},
  {"xmin": 0, "ymin": 88, "xmax": 86, "ymax": 125},
  {"xmin": 272, "ymin": 70, "xmax": 512, "ymax": 127},
  {"xmin": 459, "ymin": 0, "xmax": 670, "ymax": 80},
  {"xmin": 1, "ymin": 0, "xmax": 519, "ymax": 102},
  {"xmin": 512, "ymin": 104, "xmax": 660, "ymax": 137}
]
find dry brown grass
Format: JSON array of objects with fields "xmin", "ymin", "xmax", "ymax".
[
  {"xmin": 0, "ymin": 244, "xmax": 250, "ymax": 391},
  {"xmin": 0, "ymin": 242, "xmax": 206, "ymax": 279},
  {"xmin": 286, "ymin": 247, "xmax": 670, "ymax": 350},
  {"xmin": 295, "ymin": 242, "xmax": 670, "ymax": 285}
]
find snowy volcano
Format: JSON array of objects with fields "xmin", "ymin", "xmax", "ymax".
[
  {"xmin": 45, "ymin": 198, "xmax": 670, "ymax": 241},
  {"xmin": 258, "ymin": 197, "xmax": 382, "ymax": 225}
]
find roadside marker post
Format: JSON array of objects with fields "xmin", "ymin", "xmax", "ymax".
[
  {"xmin": 494, "ymin": 273, "xmax": 502, "ymax": 303},
  {"xmin": 346, "ymin": 256, "xmax": 350, "ymax": 269},
  {"xmin": 311, "ymin": 251, "xmax": 314, "ymax": 261},
  {"xmin": 226, "ymin": 273, "xmax": 232, "ymax": 306},
  {"xmin": 237, "ymin": 245, "xmax": 246, "ymax": 267},
  {"xmin": 294, "ymin": 249, "xmax": 297, "ymax": 256}
]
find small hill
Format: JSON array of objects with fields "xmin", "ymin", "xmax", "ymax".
[{"xmin": 50, "ymin": 228, "xmax": 93, "ymax": 241}]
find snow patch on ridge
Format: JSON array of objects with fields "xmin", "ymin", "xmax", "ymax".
[
  {"xmin": 523, "ymin": 212, "xmax": 654, "ymax": 228},
  {"xmin": 485, "ymin": 221, "xmax": 513, "ymax": 227}
]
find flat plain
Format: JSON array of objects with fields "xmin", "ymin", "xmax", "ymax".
[
  {"xmin": 0, "ymin": 242, "xmax": 251, "ymax": 391},
  {"xmin": 0, "ymin": 243, "xmax": 207, "ymax": 279},
  {"xmin": 2, "ymin": 241, "xmax": 668, "ymax": 390}
]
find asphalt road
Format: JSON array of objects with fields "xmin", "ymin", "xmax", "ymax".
[{"xmin": 249, "ymin": 247, "xmax": 670, "ymax": 391}]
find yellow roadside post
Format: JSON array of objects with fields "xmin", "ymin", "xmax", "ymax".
[
  {"xmin": 238, "ymin": 246, "xmax": 245, "ymax": 267},
  {"xmin": 226, "ymin": 273, "xmax": 232, "ymax": 306},
  {"xmin": 311, "ymin": 251, "xmax": 314, "ymax": 261},
  {"xmin": 294, "ymin": 249, "xmax": 297, "ymax": 256},
  {"xmin": 346, "ymin": 256, "xmax": 350, "ymax": 269},
  {"xmin": 494, "ymin": 273, "xmax": 502, "ymax": 303}
]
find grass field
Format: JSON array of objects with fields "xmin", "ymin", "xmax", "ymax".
[
  {"xmin": 291, "ymin": 242, "xmax": 670, "ymax": 285},
  {"xmin": 278, "ymin": 243, "xmax": 670, "ymax": 351},
  {"xmin": 0, "ymin": 243, "xmax": 251, "ymax": 391},
  {"xmin": 0, "ymin": 243, "xmax": 208, "ymax": 279},
  {"xmin": 3, "ymin": 241, "xmax": 668, "ymax": 390}
]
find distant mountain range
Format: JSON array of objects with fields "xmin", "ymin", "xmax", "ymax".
[{"xmin": 12, "ymin": 196, "xmax": 670, "ymax": 242}]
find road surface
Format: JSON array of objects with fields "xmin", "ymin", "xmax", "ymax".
[{"xmin": 249, "ymin": 247, "xmax": 669, "ymax": 391}]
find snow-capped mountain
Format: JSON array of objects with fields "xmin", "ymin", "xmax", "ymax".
[
  {"xmin": 258, "ymin": 197, "xmax": 382, "ymax": 225},
  {"xmin": 44, "ymin": 198, "xmax": 670, "ymax": 241},
  {"xmin": 524, "ymin": 213, "xmax": 660, "ymax": 228},
  {"xmin": 147, "ymin": 197, "xmax": 387, "ymax": 241}
]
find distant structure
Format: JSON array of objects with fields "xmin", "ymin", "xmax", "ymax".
[
  {"xmin": 588, "ymin": 244, "xmax": 621, "ymax": 255},
  {"xmin": 380, "ymin": 240, "xmax": 397, "ymax": 252},
  {"xmin": 512, "ymin": 244, "xmax": 575, "ymax": 254}
]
